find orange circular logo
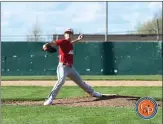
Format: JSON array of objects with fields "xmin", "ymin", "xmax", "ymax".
[{"xmin": 136, "ymin": 97, "xmax": 158, "ymax": 119}]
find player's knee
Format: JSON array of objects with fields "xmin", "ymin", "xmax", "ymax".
[{"xmin": 58, "ymin": 77, "xmax": 65, "ymax": 83}]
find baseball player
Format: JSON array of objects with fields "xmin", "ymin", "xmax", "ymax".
[{"xmin": 42, "ymin": 28, "xmax": 103, "ymax": 105}]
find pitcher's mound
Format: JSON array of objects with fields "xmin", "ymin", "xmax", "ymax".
[{"xmin": 3, "ymin": 95, "xmax": 162, "ymax": 107}]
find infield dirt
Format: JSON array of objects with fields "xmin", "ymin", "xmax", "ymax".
[
  {"xmin": 3, "ymin": 95, "xmax": 162, "ymax": 107},
  {"xmin": 2, "ymin": 80, "xmax": 162, "ymax": 107},
  {"xmin": 1, "ymin": 80, "xmax": 162, "ymax": 86}
]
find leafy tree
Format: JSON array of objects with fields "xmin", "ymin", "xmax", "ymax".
[{"xmin": 136, "ymin": 11, "xmax": 162, "ymax": 34}]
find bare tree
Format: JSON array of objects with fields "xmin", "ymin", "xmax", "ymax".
[{"xmin": 26, "ymin": 17, "xmax": 43, "ymax": 42}]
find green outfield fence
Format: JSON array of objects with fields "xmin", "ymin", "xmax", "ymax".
[{"xmin": 1, "ymin": 41, "xmax": 162, "ymax": 76}]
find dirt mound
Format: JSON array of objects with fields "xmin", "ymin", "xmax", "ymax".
[{"xmin": 2, "ymin": 95, "xmax": 162, "ymax": 107}]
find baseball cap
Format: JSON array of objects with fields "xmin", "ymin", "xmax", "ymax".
[{"xmin": 64, "ymin": 28, "xmax": 74, "ymax": 34}]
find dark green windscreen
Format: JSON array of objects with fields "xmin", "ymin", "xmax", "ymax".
[{"xmin": 1, "ymin": 41, "xmax": 162, "ymax": 76}]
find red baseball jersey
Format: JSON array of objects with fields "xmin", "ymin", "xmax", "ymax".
[{"xmin": 55, "ymin": 38, "xmax": 73, "ymax": 65}]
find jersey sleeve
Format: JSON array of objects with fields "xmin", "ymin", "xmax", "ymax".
[{"xmin": 55, "ymin": 39, "xmax": 64, "ymax": 46}]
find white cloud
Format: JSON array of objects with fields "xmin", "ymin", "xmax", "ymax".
[
  {"xmin": 1, "ymin": 2, "xmax": 59, "ymax": 23},
  {"xmin": 140, "ymin": 16, "xmax": 153, "ymax": 24},
  {"xmin": 2, "ymin": 21, "xmax": 9, "ymax": 27},
  {"xmin": 55, "ymin": 27, "xmax": 65, "ymax": 33},
  {"xmin": 123, "ymin": 12, "xmax": 140, "ymax": 22},
  {"xmin": 2, "ymin": 1, "xmax": 161, "ymax": 40},
  {"xmin": 131, "ymin": 4, "xmax": 140, "ymax": 9},
  {"xmin": 1, "ymin": 2, "xmax": 105, "ymax": 36},
  {"xmin": 2, "ymin": 11, "xmax": 11, "ymax": 19},
  {"xmin": 1, "ymin": 10, "xmax": 11, "ymax": 29},
  {"xmin": 1, "ymin": 2, "xmax": 61, "ymax": 35},
  {"xmin": 2, "ymin": 2, "xmax": 58, "ymax": 12},
  {"xmin": 122, "ymin": 11, "xmax": 154, "ymax": 30},
  {"xmin": 96, "ymin": 27, "xmax": 105, "ymax": 34},
  {"xmin": 36, "ymin": 2, "xmax": 106, "ymax": 33},
  {"xmin": 148, "ymin": 2, "xmax": 162, "ymax": 9},
  {"xmin": 64, "ymin": 2, "xmax": 105, "ymax": 23},
  {"xmin": 122, "ymin": 12, "xmax": 140, "ymax": 29}
]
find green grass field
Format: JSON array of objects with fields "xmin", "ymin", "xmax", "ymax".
[
  {"xmin": 1, "ymin": 86, "xmax": 162, "ymax": 100},
  {"xmin": 1, "ymin": 86, "xmax": 162, "ymax": 124},
  {"xmin": 2, "ymin": 106, "xmax": 162, "ymax": 124},
  {"xmin": 1, "ymin": 75, "xmax": 162, "ymax": 81}
]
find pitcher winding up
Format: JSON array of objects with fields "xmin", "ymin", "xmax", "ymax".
[{"xmin": 42, "ymin": 28, "xmax": 107, "ymax": 106}]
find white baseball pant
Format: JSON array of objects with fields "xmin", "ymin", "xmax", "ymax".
[{"xmin": 47, "ymin": 63, "xmax": 95, "ymax": 100}]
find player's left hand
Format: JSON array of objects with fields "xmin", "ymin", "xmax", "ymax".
[
  {"xmin": 77, "ymin": 34, "xmax": 83, "ymax": 41},
  {"xmin": 42, "ymin": 43, "xmax": 57, "ymax": 53}
]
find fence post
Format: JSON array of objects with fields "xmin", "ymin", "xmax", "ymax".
[{"xmin": 105, "ymin": 1, "xmax": 108, "ymax": 42}]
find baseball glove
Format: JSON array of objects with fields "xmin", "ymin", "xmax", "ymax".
[{"xmin": 42, "ymin": 43, "xmax": 57, "ymax": 53}]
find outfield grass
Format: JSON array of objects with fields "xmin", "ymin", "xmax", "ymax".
[
  {"xmin": 1, "ymin": 75, "xmax": 162, "ymax": 81},
  {"xmin": 2, "ymin": 106, "xmax": 162, "ymax": 124},
  {"xmin": 1, "ymin": 86, "xmax": 162, "ymax": 124},
  {"xmin": 1, "ymin": 86, "xmax": 162, "ymax": 101}
]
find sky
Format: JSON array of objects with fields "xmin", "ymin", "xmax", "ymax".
[{"xmin": 1, "ymin": 1, "xmax": 162, "ymax": 41}]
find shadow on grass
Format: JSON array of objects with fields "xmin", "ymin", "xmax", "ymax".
[{"xmin": 94, "ymin": 95, "xmax": 140, "ymax": 101}]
